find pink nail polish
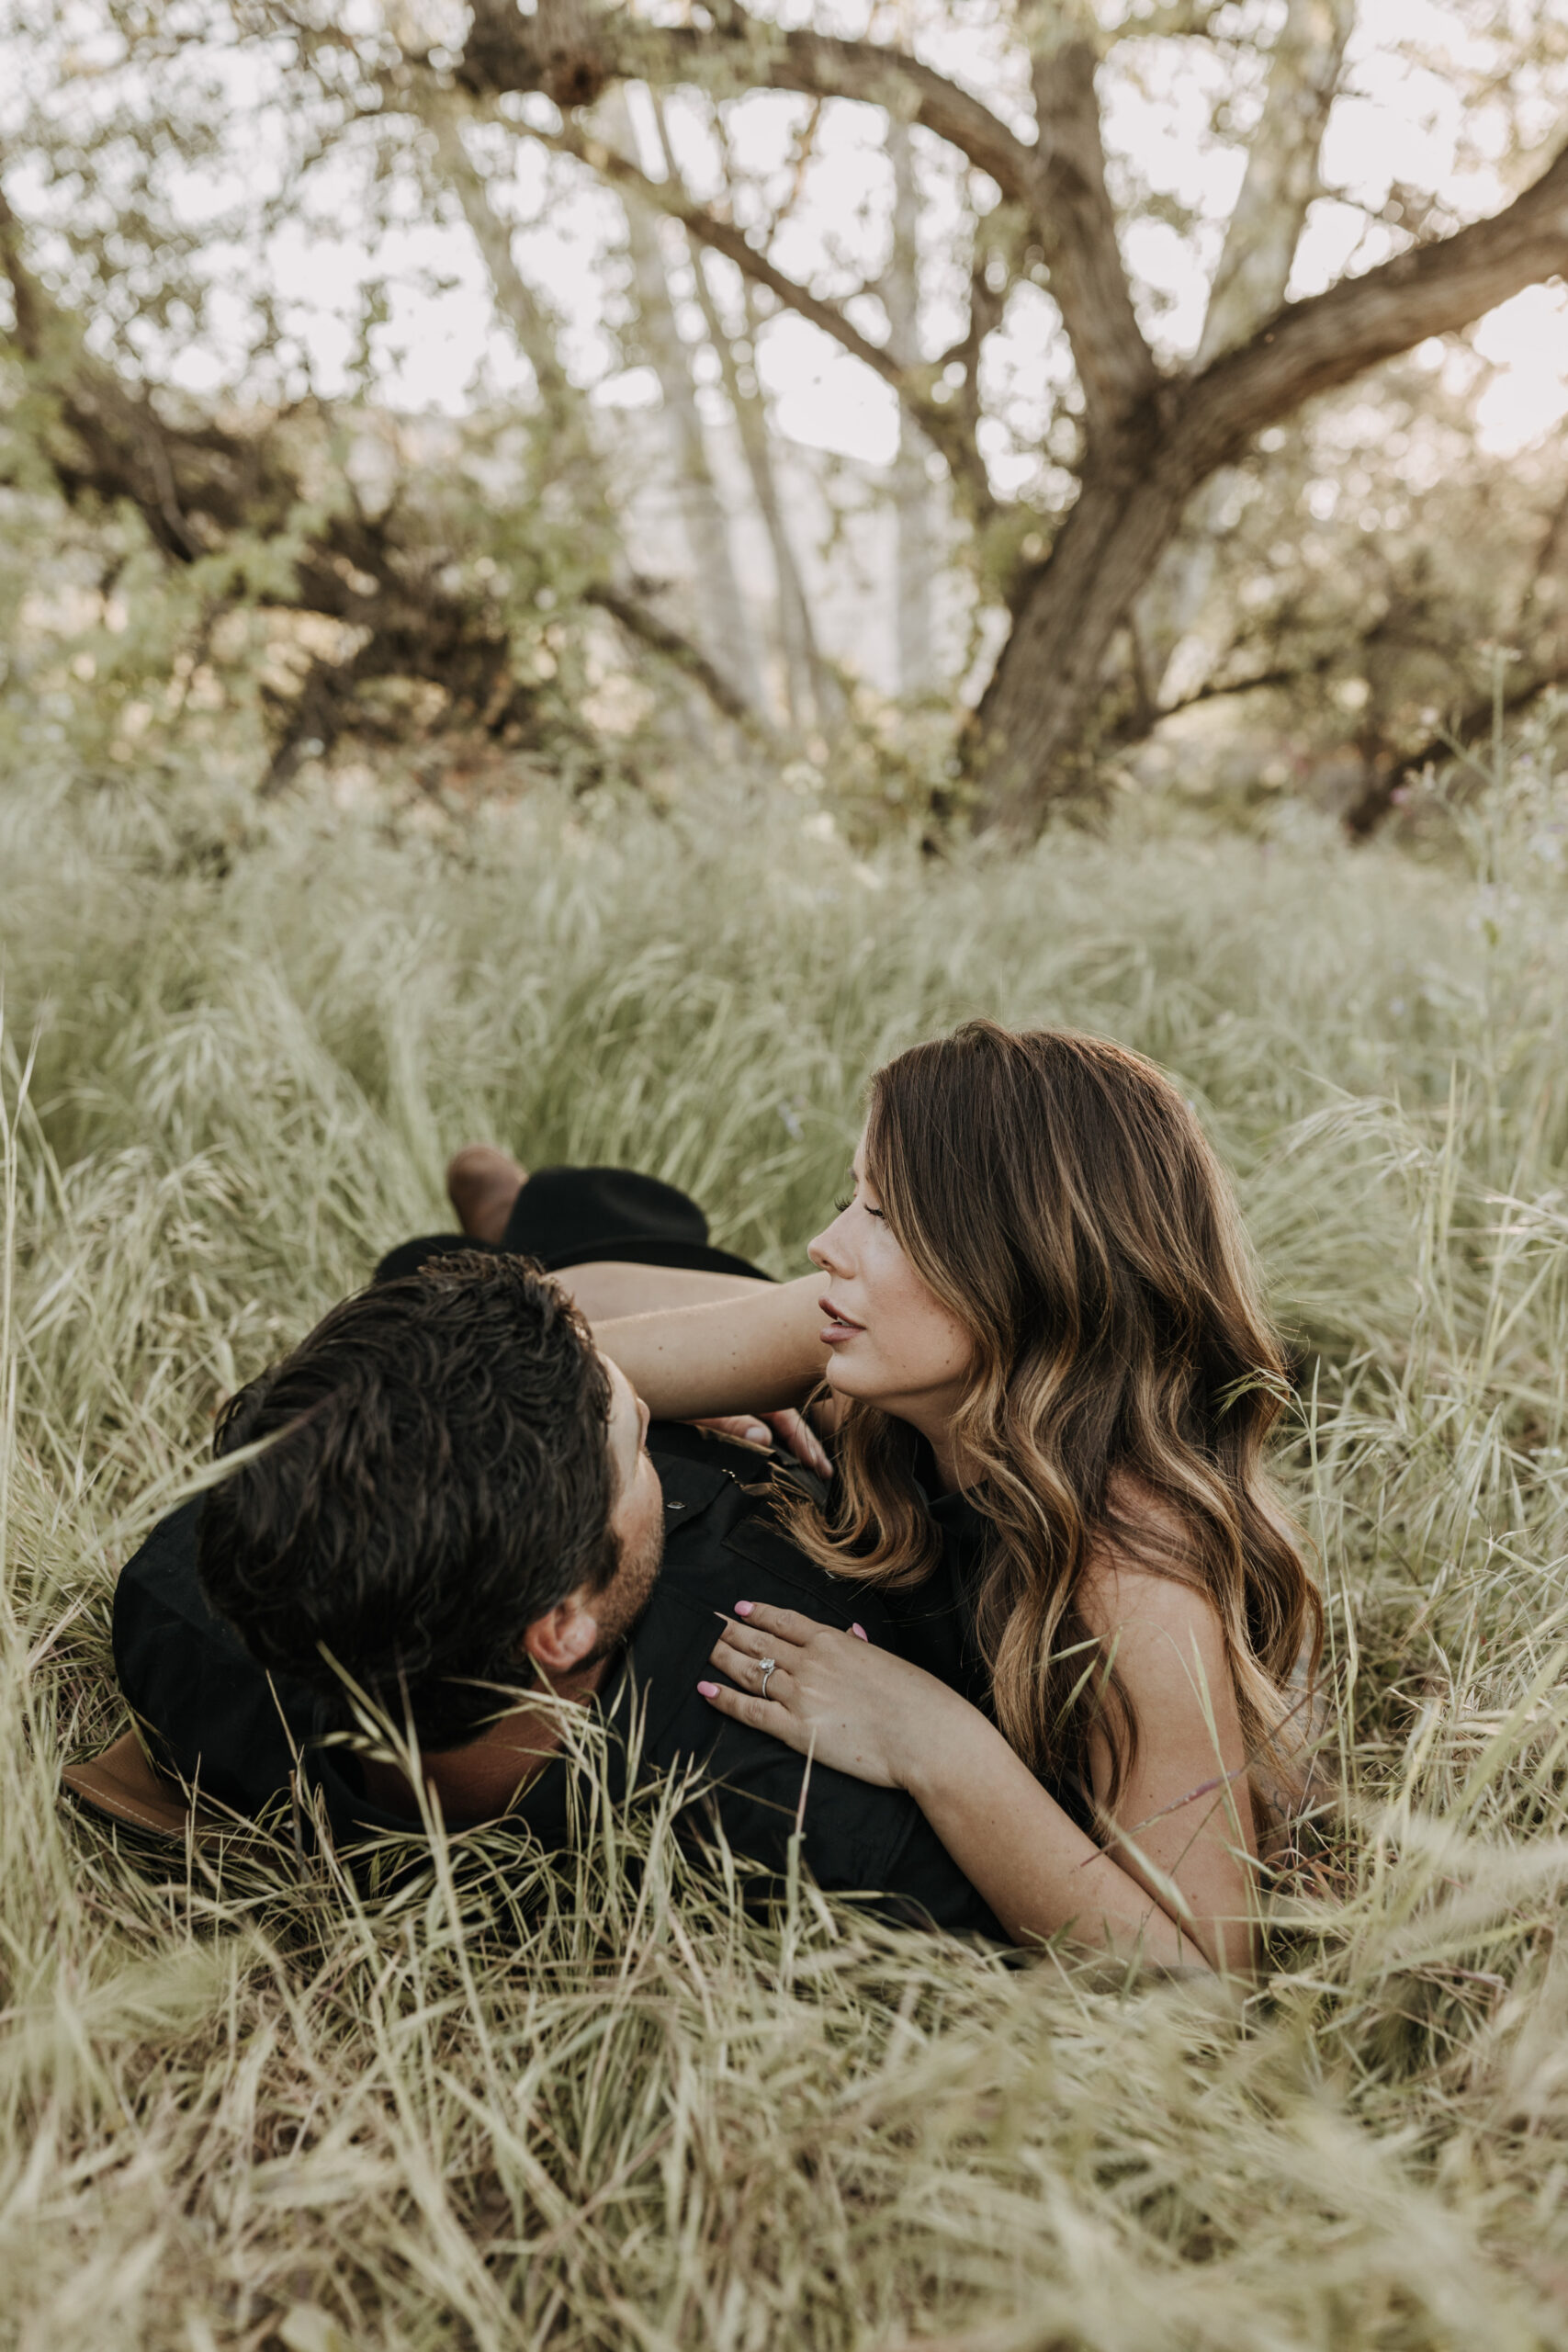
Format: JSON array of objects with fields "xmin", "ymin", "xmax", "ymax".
[
  {"xmin": 734, "ymin": 1600, "xmax": 754, "ymax": 1617},
  {"xmin": 697, "ymin": 1680, "xmax": 719, "ymax": 1698}
]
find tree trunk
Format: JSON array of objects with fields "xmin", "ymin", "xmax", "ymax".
[
  {"xmin": 721, "ymin": 273, "xmax": 840, "ymax": 733},
  {"xmin": 886, "ymin": 119, "xmax": 932, "ymax": 699},
  {"xmin": 1132, "ymin": 0, "xmax": 1354, "ymax": 702},
  {"xmin": 600, "ymin": 92, "xmax": 765, "ymax": 718},
  {"xmin": 968, "ymin": 435, "xmax": 1195, "ymax": 825},
  {"xmin": 650, "ymin": 95, "xmax": 836, "ymax": 736}
]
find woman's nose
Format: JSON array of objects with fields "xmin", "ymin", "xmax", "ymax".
[{"xmin": 807, "ymin": 1215, "xmax": 847, "ymax": 1274}]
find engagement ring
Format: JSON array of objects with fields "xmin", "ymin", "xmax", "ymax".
[{"xmin": 759, "ymin": 1657, "xmax": 778, "ymax": 1700}]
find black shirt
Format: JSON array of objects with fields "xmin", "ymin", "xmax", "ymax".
[
  {"xmin": 875, "ymin": 1484, "xmax": 996, "ymax": 1719},
  {"xmin": 112, "ymin": 1425, "xmax": 1003, "ymax": 1941}
]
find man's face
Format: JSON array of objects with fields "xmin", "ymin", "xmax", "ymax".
[{"xmin": 588, "ymin": 1355, "xmax": 665, "ymax": 1659}]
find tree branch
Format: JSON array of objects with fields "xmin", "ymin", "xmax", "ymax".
[
  {"xmin": 538, "ymin": 116, "xmax": 990, "ymax": 503},
  {"xmin": 1103, "ymin": 0, "xmax": 1226, "ymax": 39},
  {"xmin": 584, "ymin": 580, "xmax": 778, "ymax": 741},
  {"xmin": 1185, "ymin": 132, "xmax": 1568, "ymax": 472},
  {"xmin": 458, "ymin": 0, "xmax": 1043, "ymax": 209},
  {"xmin": 1028, "ymin": 28, "xmax": 1158, "ymax": 431},
  {"xmin": 456, "ymin": 0, "xmax": 1158, "ymax": 442},
  {"xmin": 409, "ymin": 83, "xmax": 577, "ymax": 416},
  {"xmin": 1342, "ymin": 658, "xmax": 1568, "ymax": 839},
  {"xmin": 1194, "ymin": 0, "xmax": 1353, "ymax": 366}
]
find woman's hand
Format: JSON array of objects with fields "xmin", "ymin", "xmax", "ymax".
[
  {"xmin": 692, "ymin": 1412, "xmax": 832, "ymax": 1478},
  {"xmin": 700, "ymin": 1600, "xmax": 958, "ymax": 1789}
]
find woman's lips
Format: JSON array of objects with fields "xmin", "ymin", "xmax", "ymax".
[{"xmin": 819, "ymin": 1295, "xmax": 864, "ymax": 1345}]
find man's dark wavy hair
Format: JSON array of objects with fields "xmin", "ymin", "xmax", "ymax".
[{"xmin": 197, "ymin": 1251, "xmax": 620, "ymax": 1748}]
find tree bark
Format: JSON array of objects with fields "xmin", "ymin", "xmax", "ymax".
[
  {"xmin": 886, "ymin": 120, "xmax": 932, "ymax": 700},
  {"xmin": 1027, "ymin": 16, "xmax": 1158, "ymax": 435},
  {"xmin": 969, "ymin": 429, "xmax": 1196, "ymax": 821}
]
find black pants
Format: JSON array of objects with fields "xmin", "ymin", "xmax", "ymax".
[{"xmin": 374, "ymin": 1164, "xmax": 770, "ymax": 1287}]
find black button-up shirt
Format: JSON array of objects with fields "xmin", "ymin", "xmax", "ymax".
[{"xmin": 113, "ymin": 1425, "xmax": 1002, "ymax": 1939}]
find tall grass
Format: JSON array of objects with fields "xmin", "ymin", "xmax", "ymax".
[{"xmin": 6, "ymin": 754, "xmax": 1568, "ymax": 2347}]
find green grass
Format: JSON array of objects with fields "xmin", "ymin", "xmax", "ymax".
[{"xmin": 6, "ymin": 758, "xmax": 1568, "ymax": 2347}]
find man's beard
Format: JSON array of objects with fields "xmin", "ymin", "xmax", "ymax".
[{"xmin": 581, "ymin": 1515, "xmax": 664, "ymax": 1668}]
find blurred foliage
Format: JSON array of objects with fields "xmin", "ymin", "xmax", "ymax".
[{"xmin": 1128, "ymin": 361, "xmax": 1568, "ymax": 829}]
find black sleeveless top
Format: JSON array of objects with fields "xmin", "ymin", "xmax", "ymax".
[
  {"xmin": 858, "ymin": 1462, "xmax": 1092, "ymax": 1834},
  {"xmin": 874, "ymin": 1485, "xmax": 995, "ymax": 1718}
]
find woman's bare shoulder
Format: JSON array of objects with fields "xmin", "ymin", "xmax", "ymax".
[{"xmin": 1078, "ymin": 1476, "xmax": 1223, "ymax": 1651}]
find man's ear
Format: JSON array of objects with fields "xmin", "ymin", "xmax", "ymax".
[{"xmin": 522, "ymin": 1588, "xmax": 599, "ymax": 1678}]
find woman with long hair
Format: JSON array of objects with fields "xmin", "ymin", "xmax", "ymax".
[{"xmin": 456, "ymin": 1023, "xmax": 1321, "ymax": 1972}]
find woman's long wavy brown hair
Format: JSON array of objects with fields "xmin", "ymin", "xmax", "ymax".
[{"xmin": 784, "ymin": 1022, "xmax": 1320, "ymax": 1815}]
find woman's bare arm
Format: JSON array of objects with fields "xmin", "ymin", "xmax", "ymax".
[
  {"xmin": 554, "ymin": 1262, "xmax": 772, "ymax": 1322},
  {"xmin": 591, "ymin": 1273, "xmax": 828, "ymax": 1422},
  {"xmin": 703, "ymin": 1567, "xmax": 1260, "ymax": 1973},
  {"xmin": 1077, "ymin": 1559, "xmax": 1259, "ymax": 1973},
  {"xmin": 897, "ymin": 1707, "xmax": 1224, "ymax": 1969}
]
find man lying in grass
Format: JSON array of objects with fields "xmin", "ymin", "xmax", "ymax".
[{"xmin": 112, "ymin": 1240, "xmax": 998, "ymax": 1938}]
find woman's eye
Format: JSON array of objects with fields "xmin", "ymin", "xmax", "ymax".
[{"xmin": 833, "ymin": 1186, "xmax": 884, "ymax": 1220}]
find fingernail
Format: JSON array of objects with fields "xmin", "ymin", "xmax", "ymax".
[
  {"xmin": 852, "ymin": 1623, "xmax": 868, "ymax": 1640},
  {"xmin": 697, "ymin": 1680, "xmax": 719, "ymax": 1699},
  {"xmin": 745, "ymin": 1424, "xmax": 769, "ymax": 1444},
  {"xmin": 734, "ymin": 1600, "xmax": 754, "ymax": 1617}
]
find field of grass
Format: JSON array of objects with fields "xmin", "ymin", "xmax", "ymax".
[{"xmin": 5, "ymin": 752, "xmax": 1568, "ymax": 2349}]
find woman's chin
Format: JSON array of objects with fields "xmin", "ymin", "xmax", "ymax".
[{"xmin": 823, "ymin": 1357, "xmax": 881, "ymax": 1405}]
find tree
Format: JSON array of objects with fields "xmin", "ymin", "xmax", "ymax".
[
  {"xmin": 1130, "ymin": 0, "xmax": 1354, "ymax": 712},
  {"xmin": 599, "ymin": 85, "xmax": 768, "ymax": 717},
  {"xmin": 1122, "ymin": 358, "xmax": 1568, "ymax": 832},
  {"xmin": 434, "ymin": 0, "xmax": 1568, "ymax": 830},
  {"xmin": 0, "ymin": 9, "xmax": 770, "ymax": 792},
  {"xmin": 650, "ymin": 91, "xmax": 840, "ymax": 737}
]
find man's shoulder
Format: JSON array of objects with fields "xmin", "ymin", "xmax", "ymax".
[{"xmin": 113, "ymin": 1495, "xmax": 323, "ymax": 1815}]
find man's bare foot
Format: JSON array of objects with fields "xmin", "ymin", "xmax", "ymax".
[{"xmin": 446, "ymin": 1145, "xmax": 528, "ymax": 1245}]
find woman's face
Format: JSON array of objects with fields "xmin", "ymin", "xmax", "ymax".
[{"xmin": 807, "ymin": 1131, "xmax": 974, "ymax": 1442}]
